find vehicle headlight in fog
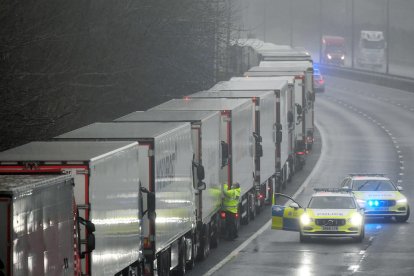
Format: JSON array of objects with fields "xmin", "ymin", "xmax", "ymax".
[
  {"xmin": 350, "ymin": 213, "xmax": 363, "ymax": 226},
  {"xmin": 397, "ymin": 198, "xmax": 407, "ymax": 204},
  {"xmin": 357, "ymin": 199, "xmax": 365, "ymax": 207},
  {"xmin": 327, "ymin": 54, "xmax": 332, "ymax": 59},
  {"xmin": 300, "ymin": 213, "xmax": 312, "ymax": 226},
  {"xmin": 341, "ymin": 55, "xmax": 345, "ymax": 60}
]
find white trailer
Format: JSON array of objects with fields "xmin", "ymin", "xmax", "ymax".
[
  {"xmin": 259, "ymin": 50, "xmax": 312, "ymax": 62},
  {"xmin": 245, "ymin": 68, "xmax": 310, "ymax": 154},
  {"xmin": 357, "ymin": 30, "xmax": 386, "ymax": 68},
  {"xmin": 151, "ymin": 98, "xmax": 255, "ymax": 226},
  {"xmin": 211, "ymin": 78, "xmax": 293, "ymax": 192},
  {"xmin": 115, "ymin": 110, "xmax": 222, "ymax": 259},
  {"xmin": 0, "ymin": 141, "xmax": 142, "ymax": 275},
  {"xmin": 0, "ymin": 174, "xmax": 80, "ymax": 276},
  {"xmin": 54, "ymin": 122, "xmax": 196, "ymax": 276},
  {"xmin": 257, "ymin": 61, "xmax": 315, "ymax": 150},
  {"xmin": 188, "ymin": 89, "xmax": 276, "ymax": 211}
]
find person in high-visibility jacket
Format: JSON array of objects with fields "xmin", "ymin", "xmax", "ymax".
[{"xmin": 222, "ymin": 182, "xmax": 241, "ymax": 240}]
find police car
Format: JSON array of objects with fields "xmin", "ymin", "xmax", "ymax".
[
  {"xmin": 341, "ymin": 174, "xmax": 410, "ymax": 222},
  {"xmin": 271, "ymin": 188, "xmax": 365, "ymax": 242}
]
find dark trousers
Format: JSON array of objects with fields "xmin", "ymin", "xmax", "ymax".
[{"xmin": 225, "ymin": 212, "xmax": 238, "ymax": 240}]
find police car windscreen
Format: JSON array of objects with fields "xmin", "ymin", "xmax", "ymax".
[
  {"xmin": 308, "ymin": 196, "xmax": 356, "ymax": 209},
  {"xmin": 353, "ymin": 180, "xmax": 395, "ymax": 191}
]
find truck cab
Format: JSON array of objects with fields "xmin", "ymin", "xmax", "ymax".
[
  {"xmin": 357, "ymin": 30, "xmax": 386, "ymax": 68},
  {"xmin": 321, "ymin": 35, "xmax": 346, "ymax": 66}
]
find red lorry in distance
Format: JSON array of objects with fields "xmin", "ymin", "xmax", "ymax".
[{"xmin": 321, "ymin": 35, "xmax": 346, "ymax": 66}]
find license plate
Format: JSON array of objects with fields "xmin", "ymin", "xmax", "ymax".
[
  {"xmin": 369, "ymin": 207, "xmax": 389, "ymax": 211},
  {"xmin": 322, "ymin": 226, "xmax": 338, "ymax": 231}
]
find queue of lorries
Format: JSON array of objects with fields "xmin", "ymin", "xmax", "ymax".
[{"xmin": 0, "ymin": 39, "xmax": 317, "ymax": 276}]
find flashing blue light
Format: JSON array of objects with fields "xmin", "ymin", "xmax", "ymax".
[{"xmin": 369, "ymin": 200, "xmax": 380, "ymax": 207}]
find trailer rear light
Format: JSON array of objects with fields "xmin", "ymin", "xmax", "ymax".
[{"xmin": 220, "ymin": 211, "xmax": 226, "ymax": 219}]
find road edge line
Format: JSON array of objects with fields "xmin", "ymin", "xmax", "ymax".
[{"xmin": 203, "ymin": 120, "xmax": 327, "ymax": 276}]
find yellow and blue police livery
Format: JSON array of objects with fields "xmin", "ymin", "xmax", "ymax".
[
  {"xmin": 272, "ymin": 189, "xmax": 365, "ymax": 242},
  {"xmin": 341, "ymin": 174, "xmax": 410, "ymax": 222}
]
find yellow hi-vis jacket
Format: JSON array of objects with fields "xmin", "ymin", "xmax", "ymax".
[{"xmin": 222, "ymin": 184, "xmax": 240, "ymax": 214}]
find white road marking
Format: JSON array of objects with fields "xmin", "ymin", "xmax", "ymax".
[
  {"xmin": 348, "ymin": 265, "xmax": 359, "ymax": 272},
  {"xmin": 204, "ymin": 121, "xmax": 327, "ymax": 276}
]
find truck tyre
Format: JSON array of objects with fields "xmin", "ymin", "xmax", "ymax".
[
  {"xmin": 395, "ymin": 206, "xmax": 410, "ymax": 222},
  {"xmin": 249, "ymin": 193, "xmax": 256, "ymax": 221},
  {"xmin": 197, "ymin": 225, "xmax": 210, "ymax": 260},
  {"xmin": 174, "ymin": 240, "xmax": 187, "ymax": 276},
  {"xmin": 210, "ymin": 220, "xmax": 219, "ymax": 249},
  {"xmin": 185, "ymin": 237, "xmax": 195, "ymax": 270},
  {"xmin": 241, "ymin": 199, "xmax": 250, "ymax": 225},
  {"xmin": 157, "ymin": 251, "xmax": 170, "ymax": 276}
]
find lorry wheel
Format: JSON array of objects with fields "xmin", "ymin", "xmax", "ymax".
[
  {"xmin": 202, "ymin": 226, "xmax": 210, "ymax": 259},
  {"xmin": 173, "ymin": 240, "xmax": 186, "ymax": 276},
  {"xmin": 210, "ymin": 221, "xmax": 219, "ymax": 249},
  {"xmin": 185, "ymin": 237, "xmax": 195, "ymax": 270},
  {"xmin": 197, "ymin": 225, "xmax": 210, "ymax": 260},
  {"xmin": 158, "ymin": 251, "xmax": 170, "ymax": 276},
  {"xmin": 249, "ymin": 194, "xmax": 256, "ymax": 221},
  {"xmin": 241, "ymin": 200, "xmax": 250, "ymax": 225}
]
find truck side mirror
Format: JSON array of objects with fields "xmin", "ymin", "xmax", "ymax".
[
  {"xmin": 87, "ymin": 233, "xmax": 95, "ymax": 252},
  {"xmin": 276, "ymin": 123, "xmax": 282, "ymax": 132},
  {"xmin": 253, "ymin": 132, "xmax": 262, "ymax": 142},
  {"xmin": 197, "ymin": 164, "xmax": 205, "ymax": 181},
  {"xmin": 255, "ymin": 143, "xmax": 263, "ymax": 158},
  {"xmin": 296, "ymin": 104, "xmax": 302, "ymax": 115},
  {"xmin": 221, "ymin": 141, "xmax": 229, "ymax": 168},
  {"xmin": 287, "ymin": 111, "xmax": 294, "ymax": 124},
  {"xmin": 85, "ymin": 220, "xmax": 95, "ymax": 233},
  {"xmin": 276, "ymin": 131, "xmax": 282, "ymax": 144},
  {"xmin": 147, "ymin": 192, "xmax": 156, "ymax": 214},
  {"xmin": 197, "ymin": 181, "xmax": 206, "ymax": 191},
  {"xmin": 78, "ymin": 217, "xmax": 96, "ymax": 258}
]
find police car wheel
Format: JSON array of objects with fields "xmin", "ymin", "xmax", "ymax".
[
  {"xmin": 395, "ymin": 206, "xmax": 410, "ymax": 223},
  {"xmin": 353, "ymin": 228, "xmax": 365, "ymax": 243},
  {"xmin": 299, "ymin": 233, "xmax": 310, "ymax": 243}
]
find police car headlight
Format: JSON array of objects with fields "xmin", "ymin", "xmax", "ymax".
[
  {"xmin": 349, "ymin": 213, "xmax": 363, "ymax": 226},
  {"xmin": 300, "ymin": 214, "xmax": 312, "ymax": 226},
  {"xmin": 397, "ymin": 198, "xmax": 407, "ymax": 204}
]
